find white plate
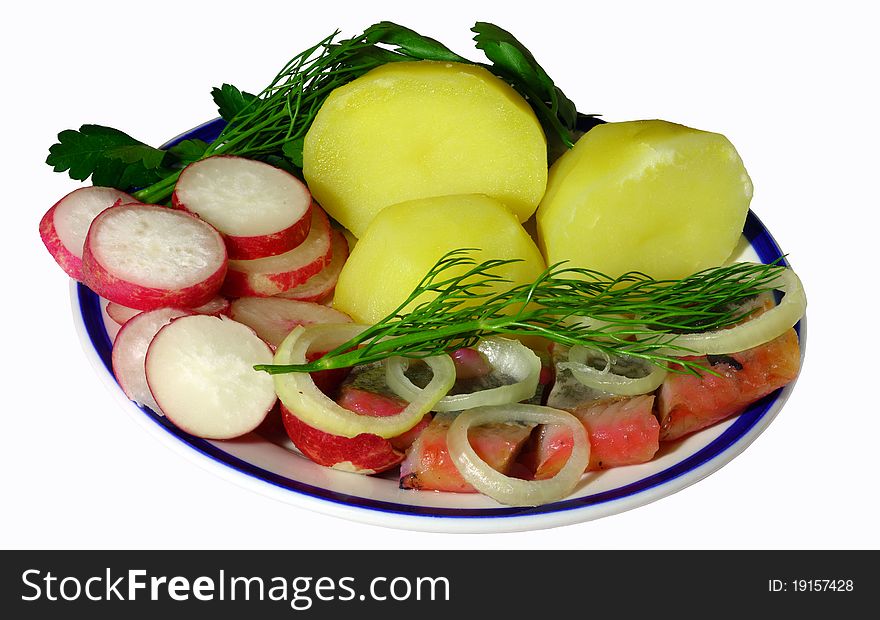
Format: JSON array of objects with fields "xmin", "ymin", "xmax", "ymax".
[{"xmin": 70, "ymin": 119, "xmax": 806, "ymax": 533}]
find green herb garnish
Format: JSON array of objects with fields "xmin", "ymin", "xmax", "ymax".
[
  {"xmin": 255, "ymin": 250, "xmax": 785, "ymax": 377},
  {"xmin": 472, "ymin": 22, "xmax": 579, "ymax": 147},
  {"xmin": 46, "ymin": 22, "xmax": 598, "ymax": 202}
]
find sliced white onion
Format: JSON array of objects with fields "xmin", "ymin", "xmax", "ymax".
[
  {"xmin": 558, "ymin": 346, "xmax": 667, "ymax": 396},
  {"xmin": 659, "ymin": 266, "xmax": 806, "ymax": 355},
  {"xmin": 385, "ymin": 337, "xmax": 541, "ymax": 412},
  {"xmin": 447, "ymin": 404, "xmax": 589, "ymax": 507},
  {"xmin": 273, "ymin": 324, "xmax": 456, "ymax": 438}
]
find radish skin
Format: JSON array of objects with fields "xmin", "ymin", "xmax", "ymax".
[
  {"xmin": 173, "ymin": 156, "xmax": 313, "ymax": 260},
  {"xmin": 281, "ymin": 404, "xmax": 404, "ymax": 475},
  {"xmin": 145, "ymin": 315, "xmax": 276, "ymax": 439},
  {"xmin": 39, "ymin": 186, "xmax": 136, "ymax": 280},
  {"xmin": 112, "ymin": 307, "xmax": 192, "ymax": 414},
  {"xmin": 106, "ymin": 296, "xmax": 231, "ymax": 326},
  {"xmin": 276, "ymin": 228, "xmax": 349, "ymax": 302},
  {"xmin": 222, "ymin": 207, "xmax": 332, "ymax": 298},
  {"xmin": 82, "ymin": 203, "xmax": 228, "ymax": 310},
  {"xmin": 230, "ymin": 296, "xmax": 351, "ymax": 348}
]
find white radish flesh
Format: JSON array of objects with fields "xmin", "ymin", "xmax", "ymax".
[
  {"xmin": 221, "ymin": 207, "xmax": 332, "ymax": 298},
  {"xmin": 276, "ymin": 228, "xmax": 349, "ymax": 302},
  {"xmin": 39, "ymin": 186, "xmax": 136, "ymax": 280},
  {"xmin": 173, "ymin": 156, "xmax": 313, "ymax": 259},
  {"xmin": 145, "ymin": 315, "xmax": 276, "ymax": 439},
  {"xmin": 82, "ymin": 203, "xmax": 227, "ymax": 310},
  {"xmin": 230, "ymin": 296, "xmax": 352, "ymax": 348},
  {"xmin": 112, "ymin": 308, "xmax": 192, "ymax": 414},
  {"xmin": 106, "ymin": 301, "xmax": 142, "ymax": 326},
  {"xmin": 106, "ymin": 296, "xmax": 231, "ymax": 326}
]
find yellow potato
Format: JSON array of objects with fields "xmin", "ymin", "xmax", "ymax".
[
  {"xmin": 537, "ymin": 120, "xmax": 753, "ymax": 279},
  {"xmin": 303, "ymin": 61, "xmax": 547, "ymax": 238},
  {"xmin": 333, "ymin": 194, "xmax": 546, "ymax": 324}
]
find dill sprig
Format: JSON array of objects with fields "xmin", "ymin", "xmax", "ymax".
[
  {"xmin": 128, "ymin": 22, "xmax": 589, "ymax": 204},
  {"xmin": 50, "ymin": 22, "xmax": 593, "ymax": 203},
  {"xmin": 255, "ymin": 250, "xmax": 786, "ymax": 376},
  {"xmin": 133, "ymin": 30, "xmax": 398, "ymax": 203}
]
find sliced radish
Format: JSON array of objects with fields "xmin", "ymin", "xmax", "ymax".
[
  {"xmin": 281, "ymin": 404, "xmax": 404, "ymax": 475},
  {"xmin": 221, "ymin": 207, "xmax": 332, "ymax": 298},
  {"xmin": 276, "ymin": 228, "xmax": 349, "ymax": 302},
  {"xmin": 106, "ymin": 301, "xmax": 141, "ymax": 326},
  {"xmin": 106, "ymin": 296, "xmax": 231, "ymax": 326},
  {"xmin": 82, "ymin": 203, "xmax": 228, "ymax": 310},
  {"xmin": 39, "ymin": 186, "xmax": 136, "ymax": 280},
  {"xmin": 230, "ymin": 296, "xmax": 351, "ymax": 348},
  {"xmin": 112, "ymin": 307, "xmax": 192, "ymax": 414},
  {"xmin": 194, "ymin": 295, "xmax": 232, "ymax": 317},
  {"xmin": 145, "ymin": 315, "xmax": 276, "ymax": 439},
  {"xmin": 173, "ymin": 156, "xmax": 313, "ymax": 260}
]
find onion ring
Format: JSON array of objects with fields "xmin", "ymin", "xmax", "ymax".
[
  {"xmin": 273, "ymin": 323, "xmax": 455, "ymax": 438},
  {"xmin": 386, "ymin": 337, "xmax": 541, "ymax": 411},
  {"xmin": 660, "ymin": 266, "xmax": 806, "ymax": 355},
  {"xmin": 558, "ymin": 346, "xmax": 667, "ymax": 396},
  {"xmin": 447, "ymin": 404, "xmax": 589, "ymax": 506}
]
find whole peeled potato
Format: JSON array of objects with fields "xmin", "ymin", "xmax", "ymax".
[
  {"xmin": 303, "ymin": 61, "xmax": 548, "ymax": 238},
  {"xmin": 537, "ymin": 120, "xmax": 753, "ymax": 279},
  {"xmin": 333, "ymin": 194, "xmax": 546, "ymax": 324}
]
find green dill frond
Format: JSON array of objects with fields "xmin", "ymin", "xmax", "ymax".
[{"xmin": 256, "ymin": 250, "xmax": 787, "ymax": 376}]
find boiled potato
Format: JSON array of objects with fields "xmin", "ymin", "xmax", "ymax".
[
  {"xmin": 333, "ymin": 194, "xmax": 546, "ymax": 324},
  {"xmin": 537, "ymin": 120, "xmax": 752, "ymax": 279},
  {"xmin": 303, "ymin": 61, "xmax": 547, "ymax": 238}
]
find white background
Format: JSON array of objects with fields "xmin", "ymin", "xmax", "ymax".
[{"xmin": 3, "ymin": 0, "xmax": 878, "ymax": 549}]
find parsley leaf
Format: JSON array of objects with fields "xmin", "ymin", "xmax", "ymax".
[
  {"xmin": 167, "ymin": 139, "xmax": 209, "ymax": 164},
  {"xmin": 261, "ymin": 154, "xmax": 303, "ymax": 179},
  {"xmin": 211, "ymin": 84, "xmax": 258, "ymax": 122},
  {"xmin": 88, "ymin": 157, "xmax": 164, "ymax": 189},
  {"xmin": 282, "ymin": 137, "xmax": 305, "ymax": 168},
  {"xmin": 46, "ymin": 124, "xmax": 173, "ymax": 189},
  {"xmin": 473, "ymin": 23, "xmax": 548, "ymax": 95},
  {"xmin": 363, "ymin": 22, "xmax": 468, "ymax": 62},
  {"xmin": 472, "ymin": 22, "xmax": 580, "ymax": 145}
]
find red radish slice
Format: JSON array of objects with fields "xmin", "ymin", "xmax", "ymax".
[
  {"xmin": 221, "ymin": 207, "xmax": 332, "ymax": 298},
  {"xmin": 281, "ymin": 404, "xmax": 404, "ymax": 475},
  {"xmin": 145, "ymin": 315, "xmax": 276, "ymax": 439},
  {"xmin": 82, "ymin": 203, "xmax": 228, "ymax": 310},
  {"xmin": 230, "ymin": 296, "xmax": 351, "ymax": 348},
  {"xmin": 173, "ymin": 156, "xmax": 313, "ymax": 259},
  {"xmin": 39, "ymin": 186, "xmax": 136, "ymax": 280},
  {"xmin": 112, "ymin": 307, "xmax": 192, "ymax": 414},
  {"xmin": 281, "ymin": 384, "xmax": 430, "ymax": 474},
  {"xmin": 106, "ymin": 301, "xmax": 141, "ymax": 326},
  {"xmin": 106, "ymin": 296, "xmax": 231, "ymax": 326},
  {"xmin": 193, "ymin": 295, "xmax": 232, "ymax": 316},
  {"xmin": 275, "ymin": 228, "xmax": 349, "ymax": 302}
]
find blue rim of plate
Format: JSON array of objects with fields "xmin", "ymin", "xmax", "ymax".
[{"xmin": 75, "ymin": 118, "xmax": 801, "ymax": 522}]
